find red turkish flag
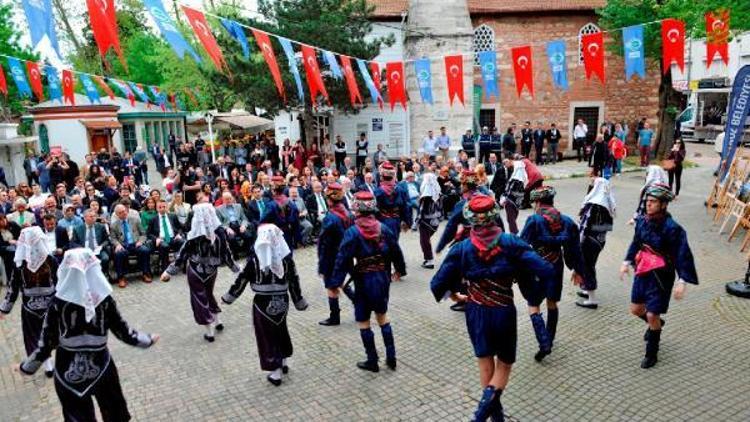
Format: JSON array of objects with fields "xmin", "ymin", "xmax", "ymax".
[
  {"xmin": 661, "ymin": 19, "xmax": 685, "ymax": 74},
  {"xmin": 511, "ymin": 46, "xmax": 534, "ymax": 97},
  {"xmin": 581, "ymin": 32, "xmax": 605, "ymax": 84},
  {"xmin": 182, "ymin": 6, "xmax": 227, "ymax": 74},
  {"xmin": 252, "ymin": 29, "xmax": 285, "ymax": 102},
  {"xmin": 444, "ymin": 55, "xmax": 464, "ymax": 106},
  {"xmin": 94, "ymin": 76, "xmax": 115, "ymax": 99},
  {"xmin": 369, "ymin": 62, "xmax": 384, "ymax": 109},
  {"xmin": 0, "ymin": 65, "xmax": 7, "ymax": 97},
  {"xmin": 62, "ymin": 70, "xmax": 75, "ymax": 105},
  {"xmin": 706, "ymin": 10, "xmax": 730, "ymax": 68},
  {"xmin": 168, "ymin": 93, "xmax": 176, "ymax": 110},
  {"xmin": 301, "ymin": 45, "xmax": 330, "ymax": 106},
  {"xmin": 339, "ymin": 55, "xmax": 362, "ymax": 106},
  {"xmin": 86, "ymin": 0, "xmax": 127, "ymax": 71},
  {"xmin": 26, "ymin": 61, "xmax": 44, "ymax": 102},
  {"xmin": 386, "ymin": 61, "xmax": 407, "ymax": 111}
]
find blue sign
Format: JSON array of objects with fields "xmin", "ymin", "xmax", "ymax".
[
  {"xmin": 278, "ymin": 37, "xmax": 304, "ymax": 102},
  {"xmin": 220, "ymin": 18, "xmax": 251, "ymax": 60},
  {"xmin": 721, "ymin": 65, "xmax": 750, "ymax": 180},
  {"xmin": 144, "ymin": 0, "xmax": 202, "ymax": 63},
  {"xmin": 546, "ymin": 40, "xmax": 569, "ymax": 91},
  {"xmin": 7, "ymin": 58, "xmax": 32, "ymax": 98},
  {"xmin": 623, "ymin": 24, "xmax": 645, "ymax": 80},
  {"xmin": 414, "ymin": 58, "xmax": 433, "ymax": 104},
  {"xmin": 79, "ymin": 74, "xmax": 101, "ymax": 103},
  {"xmin": 22, "ymin": 0, "xmax": 60, "ymax": 57},
  {"xmin": 478, "ymin": 51, "xmax": 499, "ymax": 100},
  {"xmin": 45, "ymin": 65, "xmax": 62, "ymax": 103}
]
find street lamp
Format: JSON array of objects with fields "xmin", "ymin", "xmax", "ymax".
[{"xmin": 205, "ymin": 112, "xmax": 216, "ymax": 164}]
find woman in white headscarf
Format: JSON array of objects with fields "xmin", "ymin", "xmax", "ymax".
[
  {"xmin": 222, "ymin": 224, "xmax": 307, "ymax": 386},
  {"xmin": 19, "ymin": 248, "xmax": 158, "ymax": 421},
  {"xmin": 576, "ymin": 177, "xmax": 616, "ymax": 309},
  {"xmin": 417, "ymin": 171, "xmax": 442, "ymax": 269},
  {"xmin": 0, "ymin": 226, "xmax": 57, "ymax": 377},
  {"xmin": 631, "ymin": 165, "xmax": 669, "ymax": 223},
  {"xmin": 161, "ymin": 202, "xmax": 239, "ymax": 342},
  {"xmin": 500, "ymin": 160, "xmax": 527, "ymax": 234}
]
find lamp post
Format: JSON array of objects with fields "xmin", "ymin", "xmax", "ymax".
[{"xmin": 205, "ymin": 112, "xmax": 216, "ymax": 163}]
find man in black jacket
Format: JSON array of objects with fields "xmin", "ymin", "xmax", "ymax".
[
  {"xmin": 244, "ymin": 185, "xmax": 268, "ymax": 225},
  {"xmin": 533, "ymin": 122, "xmax": 547, "ymax": 165},
  {"xmin": 147, "ymin": 200, "xmax": 185, "ymax": 272},
  {"xmin": 546, "ymin": 123, "xmax": 562, "ymax": 164},
  {"xmin": 521, "ymin": 121, "xmax": 533, "ymax": 158},
  {"xmin": 489, "ymin": 159, "xmax": 514, "ymax": 199}
]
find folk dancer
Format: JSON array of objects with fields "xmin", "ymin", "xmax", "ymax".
[
  {"xmin": 430, "ymin": 195, "xmax": 554, "ymax": 422},
  {"xmin": 19, "ymin": 248, "xmax": 159, "ymax": 421},
  {"xmin": 331, "ymin": 191, "xmax": 406, "ymax": 372},
  {"xmin": 222, "ymin": 224, "xmax": 308, "ymax": 386},
  {"xmin": 630, "ymin": 165, "xmax": 668, "ymax": 224},
  {"xmin": 0, "ymin": 227, "xmax": 58, "ymax": 377},
  {"xmin": 374, "ymin": 162, "xmax": 412, "ymax": 243},
  {"xmin": 520, "ymin": 186, "xmax": 584, "ymax": 362},
  {"xmin": 620, "ymin": 183, "xmax": 697, "ymax": 368},
  {"xmin": 161, "ymin": 203, "xmax": 240, "ymax": 342},
  {"xmin": 417, "ymin": 172, "xmax": 442, "ymax": 269},
  {"xmin": 499, "ymin": 160, "xmax": 526, "ymax": 234}
]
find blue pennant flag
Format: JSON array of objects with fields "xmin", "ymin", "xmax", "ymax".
[
  {"xmin": 144, "ymin": 0, "xmax": 202, "ymax": 63},
  {"xmin": 623, "ymin": 24, "xmax": 645, "ymax": 80},
  {"xmin": 356, "ymin": 59, "xmax": 380, "ymax": 106},
  {"xmin": 127, "ymin": 82, "xmax": 151, "ymax": 104},
  {"xmin": 148, "ymin": 86, "xmax": 166, "ymax": 109},
  {"xmin": 278, "ymin": 37, "xmax": 304, "ymax": 102},
  {"xmin": 79, "ymin": 74, "xmax": 101, "ymax": 104},
  {"xmin": 478, "ymin": 51, "xmax": 499, "ymax": 100},
  {"xmin": 7, "ymin": 58, "xmax": 32, "ymax": 98},
  {"xmin": 22, "ymin": 0, "xmax": 61, "ymax": 58},
  {"xmin": 323, "ymin": 51, "xmax": 342, "ymax": 79},
  {"xmin": 414, "ymin": 58, "xmax": 433, "ymax": 104},
  {"xmin": 220, "ymin": 18, "xmax": 250, "ymax": 60},
  {"xmin": 546, "ymin": 40, "xmax": 569, "ymax": 91},
  {"xmin": 45, "ymin": 65, "xmax": 62, "ymax": 103}
]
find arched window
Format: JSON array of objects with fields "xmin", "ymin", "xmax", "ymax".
[
  {"xmin": 473, "ymin": 24, "xmax": 495, "ymax": 65},
  {"xmin": 38, "ymin": 124, "xmax": 49, "ymax": 154},
  {"xmin": 578, "ymin": 23, "xmax": 601, "ymax": 64}
]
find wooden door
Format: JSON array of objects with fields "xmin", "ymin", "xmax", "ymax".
[{"xmin": 90, "ymin": 131, "xmax": 110, "ymax": 153}]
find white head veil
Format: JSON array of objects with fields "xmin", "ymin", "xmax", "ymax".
[
  {"xmin": 56, "ymin": 248, "xmax": 112, "ymax": 322},
  {"xmin": 188, "ymin": 202, "xmax": 222, "ymax": 242},
  {"xmin": 582, "ymin": 177, "xmax": 617, "ymax": 217},
  {"xmin": 254, "ymin": 224, "xmax": 290, "ymax": 279},
  {"xmin": 510, "ymin": 160, "xmax": 528, "ymax": 185},
  {"xmin": 644, "ymin": 165, "xmax": 668, "ymax": 187},
  {"xmin": 14, "ymin": 226, "xmax": 52, "ymax": 272},
  {"xmin": 420, "ymin": 172, "xmax": 441, "ymax": 201}
]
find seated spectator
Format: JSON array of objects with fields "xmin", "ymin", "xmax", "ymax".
[
  {"xmin": 57, "ymin": 204, "xmax": 83, "ymax": 234},
  {"xmin": 216, "ymin": 191, "xmax": 253, "ymax": 253},
  {"xmin": 41, "ymin": 214, "xmax": 69, "ymax": 264},
  {"xmin": 148, "ymin": 199, "xmax": 185, "ymax": 272},
  {"xmin": 7, "ymin": 199, "xmax": 35, "ymax": 228},
  {"xmin": 35, "ymin": 196, "xmax": 62, "ymax": 225},
  {"xmin": 244, "ymin": 185, "xmax": 267, "ymax": 225},
  {"xmin": 110, "ymin": 204, "xmax": 152, "ymax": 288},
  {"xmin": 109, "ymin": 197, "xmax": 140, "ymax": 226},
  {"xmin": 68, "ymin": 194, "xmax": 85, "ymax": 216},
  {"xmin": 140, "ymin": 197, "xmax": 158, "ymax": 232},
  {"xmin": 112, "ymin": 185, "xmax": 141, "ymax": 211},
  {"xmin": 0, "ymin": 213, "xmax": 20, "ymax": 281},
  {"xmin": 306, "ymin": 181, "xmax": 328, "ymax": 229},
  {"xmin": 0, "ymin": 189, "xmax": 12, "ymax": 214},
  {"xmin": 27, "ymin": 183, "xmax": 48, "ymax": 211},
  {"xmin": 88, "ymin": 199, "xmax": 110, "ymax": 226},
  {"xmin": 52, "ymin": 183, "xmax": 69, "ymax": 209},
  {"xmin": 168, "ymin": 191, "xmax": 191, "ymax": 227},
  {"xmin": 289, "ymin": 186, "xmax": 313, "ymax": 246},
  {"xmin": 71, "ymin": 209, "xmax": 111, "ymax": 275}
]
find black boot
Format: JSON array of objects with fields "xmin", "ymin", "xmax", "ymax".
[
  {"xmin": 546, "ymin": 308, "xmax": 559, "ymax": 347},
  {"xmin": 640, "ymin": 315, "xmax": 665, "ymax": 340},
  {"xmin": 450, "ymin": 301, "xmax": 466, "ymax": 312},
  {"xmin": 381, "ymin": 323, "xmax": 396, "ymax": 370},
  {"xmin": 357, "ymin": 328, "xmax": 379, "ymax": 372},
  {"xmin": 641, "ymin": 329, "xmax": 661, "ymax": 369},
  {"xmin": 489, "ymin": 389, "xmax": 504, "ymax": 422},
  {"xmin": 342, "ymin": 284, "xmax": 355, "ymax": 303},
  {"xmin": 319, "ymin": 297, "xmax": 341, "ymax": 326},
  {"xmin": 471, "ymin": 386, "xmax": 497, "ymax": 422},
  {"xmin": 530, "ymin": 313, "xmax": 552, "ymax": 362}
]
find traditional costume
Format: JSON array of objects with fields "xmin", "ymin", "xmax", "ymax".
[
  {"xmin": 430, "ymin": 195, "xmax": 554, "ymax": 422},
  {"xmin": 165, "ymin": 203, "xmax": 239, "ymax": 342},
  {"xmin": 19, "ymin": 248, "xmax": 156, "ymax": 422},
  {"xmin": 317, "ymin": 183, "xmax": 355, "ymax": 326},
  {"xmin": 633, "ymin": 165, "xmax": 668, "ymax": 220},
  {"xmin": 374, "ymin": 162, "xmax": 412, "ymax": 242},
  {"xmin": 500, "ymin": 160, "xmax": 527, "ymax": 234},
  {"xmin": 520, "ymin": 186, "xmax": 584, "ymax": 361},
  {"xmin": 417, "ymin": 173, "xmax": 442, "ymax": 269},
  {"xmin": 577, "ymin": 178, "xmax": 616, "ymax": 309},
  {"xmin": 331, "ymin": 191, "xmax": 407, "ymax": 372},
  {"xmin": 260, "ymin": 176, "xmax": 300, "ymax": 249},
  {"xmin": 222, "ymin": 224, "xmax": 308, "ymax": 386},
  {"xmin": 624, "ymin": 183, "xmax": 697, "ymax": 368},
  {"xmin": 1, "ymin": 226, "xmax": 58, "ymax": 376}
]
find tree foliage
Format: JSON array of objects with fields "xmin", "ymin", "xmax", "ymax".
[{"xmin": 0, "ymin": 4, "xmax": 39, "ymax": 120}]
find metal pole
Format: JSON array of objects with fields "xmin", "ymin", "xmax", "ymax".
[{"xmin": 207, "ymin": 113, "xmax": 216, "ymax": 163}]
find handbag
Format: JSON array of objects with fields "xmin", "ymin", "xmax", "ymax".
[
  {"xmin": 661, "ymin": 159, "xmax": 676, "ymax": 171},
  {"xmin": 634, "ymin": 245, "xmax": 667, "ymax": 276}
]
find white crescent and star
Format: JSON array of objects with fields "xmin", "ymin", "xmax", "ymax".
[
  {"xmin": 391, "ymin": 71, "xmax": 401, "ymax": 82},
  {"xmin": 667, "ymin": 28, "xmax": 681, "ymax": 43},
  {"xmin": 517, "ymin": 56, "xmax": 529, "ymax": 69},
  {"xmin": 97, "ymin": 0, "xmax": 108, "ymax": 14},
  {"xmin": 587, "ymin": 43, "xmax": 600, "ymax": 57},
  {"xmin": 712, "ymin": 20, "xmax": 725, "ymax": 31},
  {"xmin": 194, "ymin": 20, "xmax": 210, "ymax": 38},
  {"xmin": 449, "ymin": 64, "xmax": 460, "ymax": 77}
]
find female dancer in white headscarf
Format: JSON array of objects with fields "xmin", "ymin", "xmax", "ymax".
[
  {"xmin": 576, "ymin": 177, "xmax": 616, "ymax": 309},
  {"xmin": 161, "ymin": 202, "xmax": 239, "ymax": 342},
  {"xmin": 417, "ymin": 172, "xmax": 442, "ymax": 269},
  {"xmin": 630, "ymin": 165, "xmax": 668, "ymax": 224},
  {"xmin": 0, "ymin": 226, "xmax": 58, "ymax": 377},
  {"xmin": 19, "ymin": 248, "xmax": 158, "ymax": 421},
  {"xmin": 500, "ymin": 160, "xmax": 527, "ymax": 234},
  {"xmin": 222, "ymin": 224, "xmax": 308, "ymax": 386}
]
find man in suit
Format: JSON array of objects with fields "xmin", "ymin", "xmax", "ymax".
[
  {"xmin": 71, "ymin": 209, "xmax": 111, "ymax": 276},
  {"xmin": 546, "ymin": 123, "xmax": 562, "ymax": 164},
  {"xmin": 289, "ymin": 186, "xmax": 314, "ymax": 246},
  {"xmin": 485, "ymin": 153, "xmax": 500, "ymax": 176},
  {"xmin": 122, "ymin": 150, "xmax": 141, "ymax": 185},
  {"xmin": 216, "ymin": 191, "xmax": 253, "ymax": 253},
  {"xmin": 521, "ymin": 121, "xmax": 533, "ymax": 158},
  {"xmin": 41, "ymin": 214, "xmax": 70, "ymax": 264},
  {"xmin": 306, "ymin": 181, "xmax": 329, "ymax": 228},
  {"xmin": 357, "ymin": 172, "xmax": 377, "ymax": 194},
  {"xmin": 490, "ymin": 159, "xmax": 514, "ymax": 199},
  {"xmin": 245, "ymin": 184, "xmax": 267, "ymax": 226},
  {"xmin": 110, "ymin": 204, "xmax": 152, "ymax": 288},
  {"xmin": 533, "ymin": 122, "xmax": 547, "ymax": 166},
  {"xmin": 148, "ymin": 199, "xmax": 184, "ymax": 272}
]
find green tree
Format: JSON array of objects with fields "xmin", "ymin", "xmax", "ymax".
[
  {"xmin": 0, "ymin": 4, "xmax": 39, "ymax": 121},
  {"xmin": 598, "ymin": 0, "xmax": 750, "ymax": 157}
]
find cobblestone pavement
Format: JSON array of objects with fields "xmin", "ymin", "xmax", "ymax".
[{"xmin": 2, "ymin": 146, "xmax": 750, "ymax": 421}]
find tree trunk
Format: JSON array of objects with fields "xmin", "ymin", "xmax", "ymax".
[
  {"xmin": 52, "ymin": 0, "xmax": 82, "ymax": 54},
  {"xmin": 653, "ymin": 66, "xmax": 682, "ymax": 159}
]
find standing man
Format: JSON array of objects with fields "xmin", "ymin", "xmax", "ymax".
[
  {"xmin": 521, "ymin": 121, "xmax": 533, "ymax": 158},
  {"xmin": 23, "ymin": 151, "xmax": 39, "ymax": 185},
  {"xmin": 356, "ymin": 133, "xmax": 368, "ymax": 172},
  {"xmin": 638, "ymin": 121, "xmax": 654, "ymax": 167},
  {"xmin": 574, "ymin": 119, "xmax": 588, "ymax": 163},
  {"xmin": 334, "ymin": 135, "xmax": 347, "ymax": 171},
  {"xmin": 462, "ymin": 128, "xmax": 477, "ymax": 159},
  {"xmin": 478, "ymin": 126, "xmax": 492, "ymax": 164},
  {"xmin": 373, "ymin": 162, "xmax": 412, "ymax": 243},
  {"xmin": 533, "ymin": 122, "xmax": 546, "ymax": 166},
  {"xmin": 422, "ymin": 130, "xmax": 437, "ymax": 161},
  {"xmin": 546, "ymin": 123, "xmax": 561, "ymax": 165},
  {"xmin": 436, "ymin": 127, "xmax": 451, "ymax": 161},
  {"xmin": 373, "ymin": 144, "xmax": 388, "ymax": 167},
  {"xmin": 168, "ymin": 131, "xmax": 178, "ymax": 165},
  {"xmin": 195, "ymin": 134, "xmax": 206, "ymax": 168},
  {"xmin": 148, "ymin": 200, "xmax": 185, "ymax": 273}
]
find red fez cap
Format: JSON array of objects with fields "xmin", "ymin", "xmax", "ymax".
[
  {"xmin": 468, "ymin": 194, "xmax": 496, "ymax": 213},
  {"xmin": 326, "ymin": 182, "xmax": 342, "ymax": 191},
  {"xmin": 381, "ymin": 161, "xmax": 395, "ymax": 170},
  {"xmin": 462, "ymin": 170, "xmax": 477, "ymax": 177},
  {"xmin": 354, "ymin": 191, "xmax": 375, "ymax": 201},
  {"xmin": 271, "ymin": 175, "xmax": 285, "ymax": 183}
]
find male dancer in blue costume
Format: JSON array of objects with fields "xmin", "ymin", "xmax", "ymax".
[{"xmin": 373, "ymin": 161, "xmax": 412, "ymax": 242}]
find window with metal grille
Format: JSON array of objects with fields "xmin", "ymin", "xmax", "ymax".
[
  {"xmin": 123, "ymin": 123, "xmax": 137, "ymax": 153},
  {"xmin": 479, "ymin": 109, "xmax": 496, "ymax": 130},
  {"xmin": 578, "ymin": 23, "xmax": 601, "ymax": 64},
  {"xmin": 473, "ymin": 24, "xmax": 495, "ymax": 65}
]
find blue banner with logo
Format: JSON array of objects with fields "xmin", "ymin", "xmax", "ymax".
[
  {"xmin": 79, "ymin": 74, "xmax": 101, "ymax": 103},
  {"xmin": 414, "ymin": 58, "xmax": 433, "ymax": 104},
  {"xmin": 546, "ymin": 40, "xmax": 569, "ymax": 91},
  {"xmin": 278, "ymin": 37, "xmax": 304, "ymax": 102},
  {"xmin": 45, "ymin": 65, "xmax": 62, "ymax": 103},
  {"xmin": 623, "ymin": 24, "xmax": 645, "ymax": 80},
  {"xmin": 478, "ymin": 51, "xmax": 499, "ymax": 100},
  {"xmin": 323, "ymin": 51, "xmax": 342, "ymax": 79},
  {"xmin": 7, "ymin": 58, "xmax": 32, "ymax": 98},
  {"xmin": 721, "ymin": 65, "xmax": 750, "ymax": 180},
  {"xmin": 144, "ymin": 0, "xmax": 202, "ymax": 63},
  {"xmin": 22, "ymin": 0, "xmax": 60, "ymax": 57},
  {"xmin": 220, "ymin": 18, "xmax": 250, "ymax": 60}
]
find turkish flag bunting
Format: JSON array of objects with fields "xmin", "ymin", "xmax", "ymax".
[
  {"xmin": 301, "ymin": 45, "xmax": 330, "ymax": 106},
  {"xmin": 444, "ymin": 55, "xmax": 464, "ymax": 106},
  {"xmin": 26, "ymin": 61, "xmax": 44, "ymax": 102},
  {"xmin": 184, "ymin": 87, "xmax": 199, "ymax": 108},
  {"xmin": 0, "ymin": 65, "xmax": 7, "ymax": 97},
  {"xmin": 169, "ymin": 93, "xmax": 177, "ymax": 110},
  {"xmin": 581, "ymin": 32, "xmax": 605, "ymax": 84},
  {"xmin": 85, "ymin": 0, "xmax": 127, "ymax": 71},
  {"xmin": 94, "ymin": 76, "xmax": 115, "ymax": 99},
  {"xmin": 62, "ymin": 70, "xmax": 75, "ymax": 105},
  {"xmin": 661, "ymin": 19, "xmax": 685, "ymax": 74},
  {"xmin": 339, "ymin": 55, "xmax": 362, "ymax": 106},
  {"xmin": 706, "ymin": 10, "xmax": 730, "ymax": 68},
  {"xmin": 369, "ymin": 62, "xmax": 384, "ymax": 110},
  {"xmin": 386, "ymin": 61, "xmax": 407, "ymax": 111},
  {"xmin": 252, "ymin": 29, "xmax": 285, "ymax": 102},
  {"xmin": 182, "ymin": 6, "xmax": 228, "ymax": 74},
  {"xmin": 511, "ymin": 46, "xmax": 534, "ymax": 97},
  {"xmin": 137, "ymin": 83, "xmax": 152, "ymax": 109}
]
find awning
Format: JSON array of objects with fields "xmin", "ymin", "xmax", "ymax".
[
  {"xmin": 215, "ymin": 115, "xmax": 273, "ymax": 130},
  {"xmin": 80, "ymin": 120, "xmax": 123, "ymax": 130}
]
